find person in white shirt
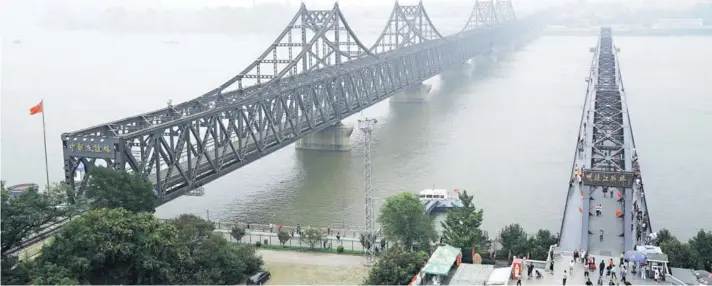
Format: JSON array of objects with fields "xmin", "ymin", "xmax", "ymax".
[
  {"xmin": 570, "ymin": 260, "xmax": 575, "ymax": 275},
  {"xmin": 563, "ymin": 270, "xmax": 569, "ymax": 285},
  {"xmin": 654, "ymin": 268, "xmax": 660, "ymax": 282}
]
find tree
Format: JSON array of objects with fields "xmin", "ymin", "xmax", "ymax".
[
  {"xmin": 167, "ymin": 214, "xmax": 264, "ymax": 284},
  {"xmin": 1, "ymin": 254, "xmax": 31, "ymax": 285},
  {"xmin": 498, "ymin": 223, "xmax": 529, "ymax": 259},
  {"xmin": 277, "ymin": 229, "xmax": 291, "ymax": 246},
  {"xmin": 1, "ymin": 183, "xmax": 78, "ymax": 254},
  {"xmin": 233, "ymin": 244, "xmax": 264, "ymax": 275},
  {"xmin": 1, "ymin": 182, "xmax": 80, "ymax": 285},
  {"xmin": 230, "ymin": 226, "xmax": 246, "ymax": 242},
  {"xmin": 28, "ymin": 262, "xmax": 77, "ymax": 285},
  {"xmin": 527, "ymin": 229, "xmax": 558, "ymax": 260},
  {"xmin": 440, "ymin": 190, "xmax": 488, "ymax": 251},
  {"xmin": 85, "ymin": 167, "xmax": 156, "ymax": 213},
  {"xmin": 661, "ymin": 239, "xmax": 702, "ymax": 270},
  {"xmin": 656, "ymin": 228, "xmax": 676, "ymax": 245},
  {"xmin": 379, "ymin": 193, "xmax": 437, "ymax": 250},
  {"xmin": 32, "ymin": 208, "xmax": 189, "ymax": 284},
  {"xmin": 186, "ymin": 235, "xmax": 248, "ymax": 285},
  {"xmin": 649, "ymin": 228, "xmax": 712, "ymax": 271},
  {"xmin": 301, "ymin": 227, "xmax": 324, "ymax": 249},
  {"xmin": 169, "ymin": 214, "xmax": 215, "ymax": 254},
  {"xmin": 688, "ymin": 229, "xmax": 712, "ymax": 271},
  {"xmin": 363, "ymin": 247, "xmax": 427, "ymax": 285}
]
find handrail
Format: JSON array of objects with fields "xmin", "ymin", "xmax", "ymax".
[
  {"xmin": 558, "ymin": 41, "xmax": 598, "ymax": 247},
  {"xmin": 665, "ymin": 274, "xmax": 687, "ymax": 285},
  {"xmin": 614, "ymin": 46, "xmax": 653, "ymax": 233}
]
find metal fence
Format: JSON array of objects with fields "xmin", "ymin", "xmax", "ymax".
[
  {"xmin": 158, "ymin": 219, "xmax": 391, "ymax": 252},
  {"xmin": 211, "ymin": 221, "xmax": 367, "ymax": 239},
  {"xmin": 215, "ymin": 230, "xmax": 384, "ymax": 253}
]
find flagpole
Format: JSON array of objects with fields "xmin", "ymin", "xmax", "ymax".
[{"xmin": 41, "ymin": 100, "xmax": 50, "ymax": 190}]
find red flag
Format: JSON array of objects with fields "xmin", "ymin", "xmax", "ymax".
[
  {"xmin": 489, "ymin": 246, "xmax": 494, "ymax": 259},
  {"xmin": 29, "ymin": 100, "xmax": 43, "ymax": 115}
]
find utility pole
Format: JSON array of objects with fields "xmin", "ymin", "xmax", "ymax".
[{"xmin": 359, "ymin": 117, "xmax": 377, "ymax": 264}]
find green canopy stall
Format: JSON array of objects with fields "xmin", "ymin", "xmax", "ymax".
[{"xmin": 421, "ymin": 244, "xmax": 463, "ymax": 276}]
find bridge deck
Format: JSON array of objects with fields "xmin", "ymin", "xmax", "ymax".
[
  {"xmin": 558, "ymin": 27, "xmax": 652, "ymax": 259},
  {"xmin": 529, "ymin": 254, "xmax": 674, "ymax": 285},
  {"xmin": 587, "ymin": 187, "xmax": 625, "ymax": 257}
]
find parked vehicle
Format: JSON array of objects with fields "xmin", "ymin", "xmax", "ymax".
[{"xmin": 246, "ymin": 271, "xmax": 271, "ymax": 285}]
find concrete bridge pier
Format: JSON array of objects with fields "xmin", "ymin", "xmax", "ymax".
[
  {"xmin": 295, "ymin": 122, "xmax": 354, "ymax": 151},
  {"xmin": 390, "ymin": 83, "xmax": 432, "ymax": 103}
]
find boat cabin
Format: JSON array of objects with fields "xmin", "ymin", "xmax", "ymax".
[{"xmin": 419, "ymin": 189, "xmax": 450, "ymax": 200}]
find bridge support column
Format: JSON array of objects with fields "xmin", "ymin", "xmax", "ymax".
[
  {"xmin": 295, "ymin": 122, "xmax": 354, "ymax": 152},
  {"xmin": 390, "ymin": 83, "xmax": 432, "ymax": 103}
]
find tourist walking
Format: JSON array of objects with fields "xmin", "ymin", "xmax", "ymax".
[{"xmin": 563, "ymin": 270, "xmax": 568, "ymax": 286}]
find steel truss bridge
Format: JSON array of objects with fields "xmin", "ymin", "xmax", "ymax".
[
  {"xmin": 62, "ymin": 0, "xmax": 546, "ymax": 205},
  {"xmin": 557, "ymin": 27, "xmax": 652, "ymax": 256}
]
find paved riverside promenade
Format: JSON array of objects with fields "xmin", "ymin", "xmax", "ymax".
[{"xmin": 208, "ymin": 222, "xmax": 378, "ymax": 253}]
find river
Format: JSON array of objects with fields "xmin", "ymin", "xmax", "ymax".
[{"xmin": 2, "ymin": 27, "xmax": 711, "ymax": 240}]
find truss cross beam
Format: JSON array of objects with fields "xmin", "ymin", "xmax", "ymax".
[{"xmin": 61, "ymin": 1, "xmax": 541, "ymax": 205}]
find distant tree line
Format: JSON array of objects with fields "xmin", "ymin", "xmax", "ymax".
[{"xmin": 1, "ymin": 167, "xmax": 263, "ymax": 285}]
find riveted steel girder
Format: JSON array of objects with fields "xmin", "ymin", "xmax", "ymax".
[
  {"xmin": 495, "ymin": 0, "xmax": 517, "ymax": 23},
  {"xmin": 588, "ymin": 28, "xmax": 627, "ymax": 172},
  {"xmin": 462, "ymin": 0, "xmax": 499, "ymax": 33},
  {"xmin": 62, "ymin": 1, "xmax": 541, "ymax": 205},
  {"xmin": 370, "ymin": 2, "xmax": 445, "ymax": 54}
]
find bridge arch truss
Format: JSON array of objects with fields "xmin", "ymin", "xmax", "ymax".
[{"xmin": 61, "ymin": 0, "xmax": 539, "ymax": 204}]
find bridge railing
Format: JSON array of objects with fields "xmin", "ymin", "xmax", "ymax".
[
  {"xmin": 157, "ymin": 219, "xmax": 368, "ymax": 239},
  {"xmin": 219, "ymin": 230, "xmax": 371, "ymax": 253},
  {"xmin": 558, "ymin": 35, "xmax": 599, "ymax": 249},
  {"xmin": 613, "ymin": 44, "xmax": 653, "ymax": 234}
]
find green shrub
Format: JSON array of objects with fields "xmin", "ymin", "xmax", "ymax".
[
  {"xmin": 255, "ymin": 241, "xmax": 262, "ymax": 247},
  {"xmin": 263, "ymin": 239, "xmax": 269, "ymax": 245},
  {"xmin": 337, "ymin": 245, "xmax": 345, "ymax": 253}
]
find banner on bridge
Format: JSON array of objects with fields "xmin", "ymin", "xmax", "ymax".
[{"xmin": 582, "ymin": 170, "xmax": 635, "ymax": 188}]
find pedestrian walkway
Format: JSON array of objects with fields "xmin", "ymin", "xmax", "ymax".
[
  {"xmin": 527, "ymin": 253, "xmax": 672, "ymax": 285},
  {"xmin": 588, "ymin": 188, "xmax": 625, "ymax": 257},
  {"xmin": 210, "ymin": 221, "xmax": 366, "ymax": 239},
  {"xmin": 213, "ymin": 228, "xmax": 378, "ymax": 253}
]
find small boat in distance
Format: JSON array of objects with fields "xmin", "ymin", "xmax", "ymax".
[
  {"xmin": 419, "ymin": 188, "xmax": 463, "ymax": 215},
  {"xmin": 418, "ymin": 188, "xmax": 452, "ymax": 200}
]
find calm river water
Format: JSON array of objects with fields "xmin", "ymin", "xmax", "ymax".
[{"xmin": 3, "ymin": 27, "xmax": 711, "ymax": 240}]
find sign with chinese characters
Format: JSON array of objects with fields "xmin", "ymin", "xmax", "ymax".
[
  {"xmin": 65, "ymin": 138, "xmax": 117, "ymax": 159},
  {"xmin": 582, "ymin": 170, "xmax": 635, "ymax": 188}
]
